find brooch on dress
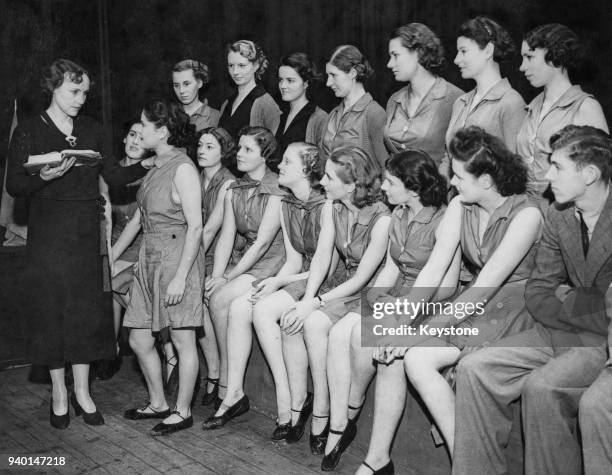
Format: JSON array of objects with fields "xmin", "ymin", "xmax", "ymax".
[{"xmin": 65, "ymin": 135, "xmax": 77, "ymax": 147}]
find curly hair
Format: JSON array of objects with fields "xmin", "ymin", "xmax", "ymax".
[
  {"xmin": 390, "ymin": 23, "xmax": 445, "ymax": 72},
  {"xmin": 328, "ymin": 45, "xmax": 373, "ymax": 83},
  {"xmin": 385, "ymin": 149, "xmax": 447, "ymax": 207},
  {"xmin": 41, "ymin": 59, "xmax": 90, "ymax": 96},
  {"xmin": 226, "ymin": 40, "xmax": 269, "ymax": 81},
  {"xmin": 330, "ymin": 145, "xmax": 383, "ymax": 208},
  {"xmin": 286, "ymin": 142, "xmax": 324, "ymax": 189},
  {"xmin": 279, "ymin": 52, "xmax": 322, "ymax": 84},
  {"xmin": 524, "ymin": 24, "xmax": 582, "ymax": 70},
  {"xmin": 550, "ymin": 125, "xmax": 612, "ymax": 182},
  {"xmin": 197, "ymin": 126, "xmax": 236, "ymax": 170},
  {"xmin": 173, "ymin": 59, "xmax": 211, "ymax": 86},
  {"xmin": 142, "ymin": 100, "xmax": 195, "ymax": 148},
  {"xmin": 459, "ymin": 16, "xmax": 516, "ymax": 62},
  {"xmin": 122, "ymin": 118, "xmax": 154, "ymax": 159},
  {"xmin": 238, "ymin": 126, "xmax": 277, "ymax": 162},
  {"xmin": 449, "ymin": 126, "xmax": 527, "ymax": 196}
]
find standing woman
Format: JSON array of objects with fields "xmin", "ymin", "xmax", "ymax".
[
  {"xmin": 219, "ymin": 40, "xmax": 281, "ymax": 140},
  {"xmin": 203, "ymin": 126, "xmax": 286, "ymax": 428},
  {"xmin": 321, "ymin": 46, "xmax": 387, "ymax": 170},
  {"xmin": 196, "ymin": 126, "xmax": 236, "ymax": 406},
  {"xmin": 516, "ymin": 24, "xmax": 608, "ymax": 197},
  {"xmin": 114, "ymin": 100, "xmax": 204, "ymax": 436},
  {"xmin": 385, "ymin": 23, "xmax": 463, "ymax": 165},
  {"xmin": 442, "ymin": 16, "xmax": 526, "ymax": 176},
  {"xmin": 6, "ymin": 59, "xmax": 149, "ymax": 428},
  {"xmin": 282, "ymin": 146, "xmax": 390, "ymax": 463},
  {"xmin": 275, "ymin": 53, "xmax": 328, "ymax": 166},
  {"xmin": 172, "ymin": 59, "xmax": 220, "ymax": 132}
]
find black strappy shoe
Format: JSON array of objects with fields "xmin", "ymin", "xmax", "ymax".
[
  {"xmin": 150, "ymin": 410, "xmax": 193, "ymax": 436},
  {"xmin": 201, "ymin": 377, "xmax": 219, "ymax": 406},
  {"xmin": 360, "ymin": 460, "xmax": 394, "ymax": 475},
  {"xmin": 320, "ymin": 420, "xmax": 357, "ymax": 471},
  {"xmin": 309, "ymin": 414, "xmax": 330, "ymax": 455},
  {"xmin": 286, "ymin": 392, "xmax": 313, "ymax": 443}
]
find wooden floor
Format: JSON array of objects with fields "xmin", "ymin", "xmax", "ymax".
[{"xmin": 0, "ymin": 361, "xmax": 415, "ymax": 475}]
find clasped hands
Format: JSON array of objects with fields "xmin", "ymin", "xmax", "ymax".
[{"xmin": 39, "ymin": 157, "xmax": 76, "ymax": 181}]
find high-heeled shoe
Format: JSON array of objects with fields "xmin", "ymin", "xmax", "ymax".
[
  {"xmin": 320, "ymin": 420, "xmax": 357, "ymax": 471},
  {"xmin": 309, "ymin": 414, "xmax": 330, "ymax": 455},
  {"xmin": 49, "ymin": 398, "xmax": 70, "ymax": 429},
  {"xmin": 201, "ymin": 377, "xmax": 219, "ymax": 406},
  {"xmin": 286, "ymin": 392, "xmax": 313, "ymax": 444},
  {"xmin": 202, "ymin": 395, "xmax": 249, "ymax": 430},
  {"xmin": 70, "ymin": 392, "xmax": 104, "ymax": 426},
  {"xmin": 360, "ymin": 460, "xmax": 394, "ymax": 475},
  {"xmin": 150, "ymin": 410, "xmax": 193, "ymax": 436}
]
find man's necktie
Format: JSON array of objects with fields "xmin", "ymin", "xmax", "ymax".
[{"xmin": 578, "ymin": 211, "xmax": 590, "ymax": 258}]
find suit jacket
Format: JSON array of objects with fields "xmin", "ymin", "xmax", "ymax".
[{"xmin": 525, "ymin": 191, "xmax": 612, "ymax": 348}]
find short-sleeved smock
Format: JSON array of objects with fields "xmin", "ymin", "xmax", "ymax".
[
  {"xmin": 321, "ymin": 93, "xmax": 387, "ymax": 169},
  {"xmin": 321, "ymin": 200, "xmax": 390, "ymax": 322},
  {"xmin": 229, "ymin": 167, "xmax": 286, "ymax": 279},
  {"xmin": 219, "ymin": 84, "xmax": 281, "ymax": 137},
  {"xmin": 123, "ymin": 149, "xmax": 205, "ymax": 331},
  {"xmin": 448, "ymin": 194, "xmax": 538, "ymax": 349},
  {"xmin": 190, "ymin": 100, "xmax": 220, "ymax": 132},
  {"xmin": 279, "ymin": 189, "xmax": 329, "ymax": 300},
  {"xmin": 385, "ymin": 78, "xmax": 463, "ymax": 165},
  {"xmin": 201, "ymin": 166, "xmax": 235, "ymax": 273},
  {"xmin": 516, "ymin": 86, "xmax": 607, "ymax": 195}
]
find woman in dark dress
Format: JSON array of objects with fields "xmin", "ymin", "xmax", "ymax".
[
  {"xmin": 6, "ymin": 59, "xmax": 148, "ymax": 429},
  {"xmin": 219, "ymin": 40, "xmax": 281, "ymax": 139}
]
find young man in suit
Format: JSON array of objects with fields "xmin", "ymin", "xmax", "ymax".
[{"xmin": 452, "ymin": 125, "xmax": 612, "ymax": 475}]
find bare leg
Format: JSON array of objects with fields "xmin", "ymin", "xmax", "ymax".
[
  {"xmin": 72, "ymin": 364, "xmax": 96, "ymax": 412},
  {"xmin": 112, "ymin": 300, "xmax": 122, "ymax": 353},
  {"xmin": 219, "ymin": 292, "xmax": 254, "ymax": 414},
  {"xmin": 252, "ymin": 290, "xmax": 294, "ymax": 424},
  {"xmin": 282, "ymin": 330, "xmax": 311, "ymax": 427},
  {"xmin": 50, "ymin": 367, "xmax": 69, "ymax": 414},
  {"xmin": 163, "ymin": 328, "xmax": 198, "ymax": 422},
  {"xmin": 208, "ymin": 274, "xmax": 255, "ymax": 400},
  {"xmin": 129, "ymin": 328, "xmax": 168, "ymax": 411},
  {"xmin": 303, "ymin": 310, "xmax": 333, "ymax": 433},
  {"xmin": 356, "ymin": 359, "xmax": 406, "ymax": 475},
  {"xmin": 198, "ymin": 305, "xmax": 220, "ymax": 393},
  {"xmin": 163, "ymin": 341, "xmax": 177, "ymax": 383},
  {"xmin": 403, "ymin": 341, "xmax": 460, "ymax": 455}
]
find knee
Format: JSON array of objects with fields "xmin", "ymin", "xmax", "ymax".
[
  {"xmin": 128, "ymin": 331, "xmax": 151, "ymax": 355},
  {"xmin": 229, "ymin": 297, "xmax": 251, "ymax": 323},
  {"xmin": 456, "ymin": 351, "xmax": 489, "ymax": 382},
  {"xmin": 303, "ymin": 313, "xmax": 330, "ymax": 339},
  {"xmin": 522, "ymin": 373, "xmax": 555, "ymax": 405},
  {"xmin": 403, "ymin": 349, "xmax": 431, "ymax": 383},
  {"xmin": 328, "ymin": 324, "xmax": 346, "ymax": 348},
  {"xmin": 252, "ymin": 302, "xmax": 276, "ymax": 329}
]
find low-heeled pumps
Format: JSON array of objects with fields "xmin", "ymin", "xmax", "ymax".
[{"xmin": 70, "ymin": 392, "xmax": 104, "ymax": 426}]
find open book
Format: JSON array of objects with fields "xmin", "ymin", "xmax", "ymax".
[{"xmin": 24, "ymin": 149, "xmax": 102, "ymax": 173}]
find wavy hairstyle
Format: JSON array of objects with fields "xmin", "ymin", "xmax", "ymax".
[
  {"xmin": 385, "ymin": 149, "xmax": 447, "ymax": 207},
  {"xmin": 328, "ymin": 45, "xmax": 373, "ymax": 83},
  {"xmin": 173, "ymin": 59, "xmax": 211, "ymax": 86},
  {"xmin": 142, "ymin": 100, "xmax": 195, "ymax": 148},
  {"xmin": 459, "ymin": 16, "xmax": 516, "ymax": 62},
  {"xmin": 286, "ymin": 142, "xmax": 324, "ymax": 190},
  {"xmin": 390, "ymin": 23, "xmax": 445, "ymax": 72},
  {"xmin": 524, "ymin": 24, "xmax": 582, "ymax": 70},
  {"xmin": 238, "ymin": 126, "xmax": 277, "ymax": 163},
  {"xmin": 449, "ymin": 126, "xmax": 527, "ymax": 196},
  {"xmin": 41, "ymin": 59, "xmax": 90, "ymax": 95},
  {"xmin": 226, "ymin": 40, "xmax": 269, "ymax": 81},
  {"xmin": 550, "ymin": 125, "xmax": 612, "ymax": 182},
  {"xmin": 197, "ymin": 126, "xmax": 236, "ymax": 170},
  {"xmin": 330, "ymin": 145, "xmax": 383, "ymax": 208}
]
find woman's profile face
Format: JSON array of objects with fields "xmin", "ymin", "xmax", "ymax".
[
  {"xmin": 320, "ymin": 159, "xmax": 352, "ymax": 200},
  {"xmin": 387, "ymin": 38, "xmax": 420, "ymax": 82},
  {"xmin": 197, "ymin": 133, "xmax": 223, "ymax": 168},
  {"xmin": 123, "ymin": 123, "xmax": 146, "ymax": 160},
  {"xmin": 325, "ymin": 63, "xmax": 354, "ymax": 98},
  {"xmin": 236, "ymin": 135, "xmax": 265, "ymax": 173},
  {"xmin": 278, "ymin": 66, "xmax": 307, "ymax": 104},
  {"xmin": 172, "ymin": 69, "xmax": 202, "ymax": 106},
  {"xmin": 519, "ymin": 41, "xmax": 556, "ymax": 88},
  {"xmin": 139, "ymin": 111, "xmax": 163, "ymax": 149},
  {"xmin": 449, "ymin": 159, "xmax": 482, "ymax": 202},
  {"xmin": 381, "ymin": 170, "xmax": 413, "ymax": 205},
  {"xmin": 278, "ymin": 144, "xmax": 307, "ymax": 187},
  {"xmin": 52, "ymin": 73, "xmax": 90, "ymax": 117},
  {"xmin": 454, "ymin": 36, "xmax": 489, "ymax": 80},
  {"xmin": 227, "ymin": 51, "xmax": 258, "ymax": 87}
]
